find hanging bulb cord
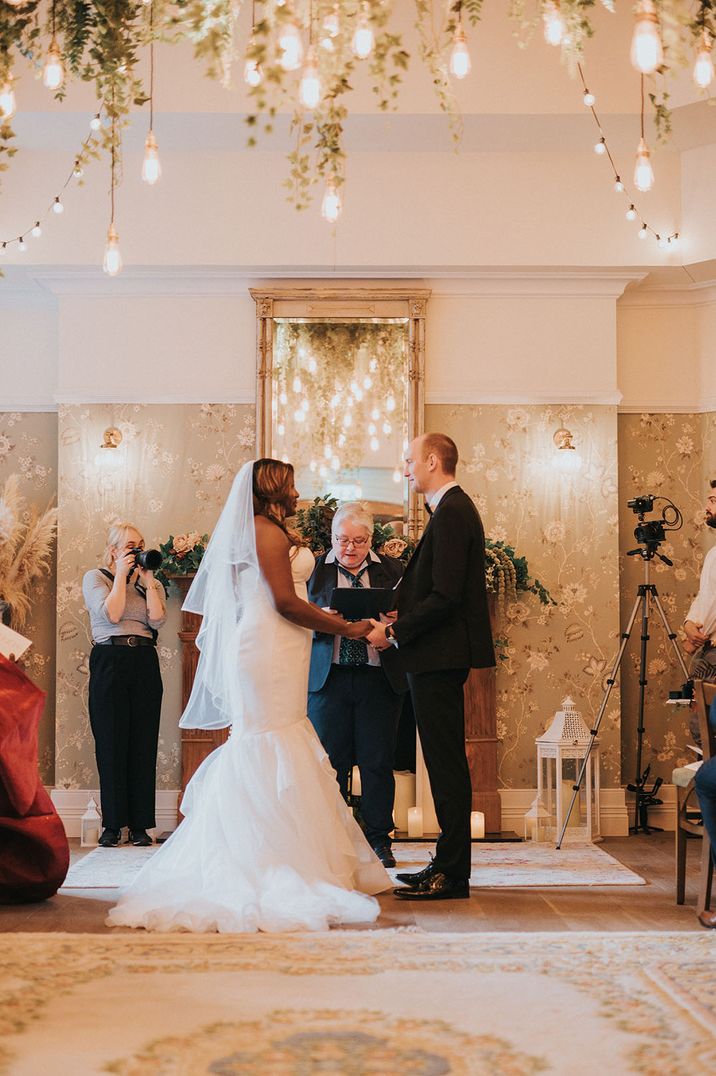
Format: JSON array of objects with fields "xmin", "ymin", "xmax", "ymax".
[
  {"xmin": 149, "ymin": 2, "xmax": 154, "ymax": 132},
  {"xmin": 640, "ymin": 72, "xmax": 645, "ymax": 141}
]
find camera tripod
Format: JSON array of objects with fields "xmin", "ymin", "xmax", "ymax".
[{"xmin": 557, "ymin": 542, "xmax": 690, "ymax": 849}]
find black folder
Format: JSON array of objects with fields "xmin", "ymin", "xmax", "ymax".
[{"xmin": 329, "ymin": 587, "xmax": 394, "ymax": 620}]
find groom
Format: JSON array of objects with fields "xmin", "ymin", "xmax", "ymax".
[{"xmin": 367, "ymin": 433, "xmax": 495, "ymax": 900}]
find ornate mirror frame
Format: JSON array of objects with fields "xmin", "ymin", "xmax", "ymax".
[{"xmin": 250, "ymin": 286, "xmax": 430, "ymax": 538}]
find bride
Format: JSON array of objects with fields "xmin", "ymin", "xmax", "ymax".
[{"xmin": 108, "ymin": 459, "xmax": 391, "ymax": 933}]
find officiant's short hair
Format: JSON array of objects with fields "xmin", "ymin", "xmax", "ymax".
[
  {"xmin": 332, "ymin": 502, "xmax": 373, "ymax": 536},
  {"xmin": 423, "ymin": 433, "xmax": 458, "ymax": 475}
]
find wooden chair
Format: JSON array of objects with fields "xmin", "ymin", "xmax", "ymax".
[{"xmin": 674, "ymin": 680, "xmax": 716, "ymax": 912}]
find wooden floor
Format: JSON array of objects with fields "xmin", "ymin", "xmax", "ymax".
[{"xmin": 1, "ymin": 834, "xmax": 710, "ymax": 934}]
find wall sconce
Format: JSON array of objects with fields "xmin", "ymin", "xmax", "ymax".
[
  {"xmin": 552, "ymin": 427, "xmax": 582, "ymax": 474},
  {"xmin": 94, "ymin": 426, "xmax": 123, "ymax": 469}
]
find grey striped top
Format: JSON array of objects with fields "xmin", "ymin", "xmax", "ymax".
[{"xmin": 82, "ymin": 569, "xmax": 167, "ymax": 644}]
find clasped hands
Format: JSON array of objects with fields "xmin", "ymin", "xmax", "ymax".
[{"xmin": 322, "ymin": 610, "xmax": 396, "ymax": 650}]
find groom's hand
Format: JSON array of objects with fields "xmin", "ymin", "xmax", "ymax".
[{"xmin": 366, "ymin": 619, "xmax": 390, "ymax": 650}]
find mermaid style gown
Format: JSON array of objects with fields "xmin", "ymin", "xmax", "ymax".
[{"xmin": 108, "ymin": 546, "xmax": 391, "ymax": 933}]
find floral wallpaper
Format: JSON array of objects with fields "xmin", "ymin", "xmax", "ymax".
[
  {"xmin": 0, "ymin": 411, "xmax": 57, "ymax": 784},
  {"xmin": 618, "ymin": 412, "xmax": 716, "ymax": 784},
  {"xmin": 55, "ymin": 404, "xmax": 254, "ymax": 790},
  {"xmin": 427, "ymin": 404, "xmax": 622, "ymax": 789}
]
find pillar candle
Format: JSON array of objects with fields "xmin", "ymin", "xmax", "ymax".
[
  {"xmin": 407, "ymin": 806, "xmax": 424, "ymax": 838},
  {"xmin": 470, "ymin": 811, "xmax": 485, "ymax": 839}
]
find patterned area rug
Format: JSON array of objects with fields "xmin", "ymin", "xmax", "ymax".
[
  {"xmin": 61, "ymin": 840, "xmax": 645, "ymax": 889},
  {"xmin": 1, "ymin": 931, "xmax": 714, "ymax": 1074}
]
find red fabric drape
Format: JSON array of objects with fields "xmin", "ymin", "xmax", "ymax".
[{"xmin": 0, "ymin": 654, "xmax": 69, "ymax": 902}]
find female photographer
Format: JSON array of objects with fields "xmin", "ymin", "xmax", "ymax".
[{"xmin": 82, "ymin": 523, "xmax": 166, "ymax": 847}]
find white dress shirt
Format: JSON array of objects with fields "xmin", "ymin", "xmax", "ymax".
[
  {"xmin": 325, "ymin": 548, "xmax": 382, "ymax": 666},
  {"xmin": 686, "ymin": 544, "xmax": 716, "ymax": 642},
  {"xmin": 427, "ymin": 480, "xmax": 459, "ymax": 511}
]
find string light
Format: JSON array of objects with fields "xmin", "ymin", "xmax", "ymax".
[
  {"xmin": 582, "ymin": 89, "xmax": 595, "ymax": 107},
  {"xmin": 625, "ymin": 204, "xmax": 637, "ymax": 221},
  {"xmin": 321, "ymin": 175, "xmax": 342, "ymax": 223},
  {"xmin": 543, "ymin": 1, "xmax": 566, "ymax": 47},
  {"xmin": 142, "ymin": 4, "xmax": 161, "ymax": 185},
  {"xmin": 594, "ymin": 137, "xmax": 606, "ymax": 155},
  {"xmin": 31, "ymin": 222, "xmax": 41, "ymax": 237},
  {"xmin": 279, "ymin": 22, "xmax": 303, "ymax": 71},
  {"xmin": 90, "ymin": 113, "xmax": 102, "ymax": 131},
  {"xmin": 638, "ymin": 223, "xmax": 648, "ymax": 239},
  {"xmin": 244, "ymin": 0, "xmax": 263, "ymax": 86},
  {"xmin": 694, "ymin": 29, "xmax": 715, "ymax": 89},
  {"xmin": 103, "ymin": 112, "xmax": 122, "ymax": 277},
  {"xmin": 449, "ymin": 6, "xmax": 471, "ymax": 80},
  {"xmin": 352, "ymin": 3, "xmax": 374, "ymax": 59},
  {"xmin": 52, "ymin": 196, "xmax": 64, "ymax": 214},
  {"xmin": 73, "ymin": 161, "xmax": 83, "ymax": 178},
  {"xmin": 630, "ymin": 0, "xmax": 663, "ymax": 75},
  {"xmin": 614, "ymin": 176, "xmax": 624, "ymax": 192},
  {"xmin": 17, "ymin": 236, "xmax": 26, "ymax": 252}
]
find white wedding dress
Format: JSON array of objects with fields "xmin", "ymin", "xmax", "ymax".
[{"xmin": 108, "ymin": 543, "xmax": 391, "ymax": 933}]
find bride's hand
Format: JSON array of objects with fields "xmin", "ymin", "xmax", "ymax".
[{"xmin": 343, "ymin": 619, "xmax": 371, "ymax": 639}]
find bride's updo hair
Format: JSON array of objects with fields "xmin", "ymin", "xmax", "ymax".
[{"xmin": 252, "ymin": 458, "xmax": 306, "ymax": 548}]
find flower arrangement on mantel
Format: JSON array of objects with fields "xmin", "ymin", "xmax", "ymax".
[
  {"xmin": 155, "ymin": 531, "xmax": 209, "ymax": 594},
  {"xmin": 293, "ymin": 495, "xmax": 416, "ymax": 563},
  {"xmin": 0, "ymin": 474, "xmax": 57, "ymax": 629},
  {"xmin": 485, "ymin": 540, "xmax": 553, "ymax": 615}
]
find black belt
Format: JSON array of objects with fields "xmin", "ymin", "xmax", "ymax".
[{"xmin": 95, "ymin": 635, "xmax": 156, "ymax": 648}]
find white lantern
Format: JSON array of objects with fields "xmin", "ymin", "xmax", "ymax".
[
  {"xmin": 535, "ymin": 696, "xmax": 601, "ymax": 843},
  {"xmin": 80, "ymin": 796, "xmax": 101, "ymax": 846},
  {"xmin": 523, "ymin": 795, "xmax": 550, "ymax": 842}
]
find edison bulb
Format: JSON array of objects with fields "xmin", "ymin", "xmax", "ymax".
[
  {"xmin": 625, "ymin": 204, "xmax": 637, "ymax": 222},
  {"xmin": 321, "ymin": 178, "xmax": 341, "ymax": 224},
  {"xmin": 383, "ymin": 421, "xmax": 392, "ymax": 434},
  {"xmin": 90, "ymin": 113, "xmax": 102, "ymax": 131},
  {"xmin": 352, "ymin": 5, "xmax": 374, "ymax": 58},
  {"xmin": 102, "ymin": 224, "xmax": 122, "ymax": 277},
  {"xmin": 292, "ymin": 376, "xmax": 302, "ymax": 393},
  {"xmin": 43, "ymin": 39, "xmax": 64, "ymax": 90},
  {"xmin": 449, "ymin": 26, "xmax": 471, "ymax": 79},
  {"xmin": 299, "ymin": 48, "xmax": 322, "ymax": 110},
  {"xmin": 31, "ymin": 222, "xmax": 41, "ymax": 237},
  {"xmin": 308, "ymin": 357, "xmax": 317, "ymax": 373},
  {"xmin": 371, "ymin": 408, "xmax": 380, "ymax": 420},
  {"xmin": 0, "ymin": 80, "xmax": 16, "ymax": 120},
  {"xmin": 542, "ymin": 2, "xmax": 565, "ymax": 47},
  {"xmin": 141, "ymin": 130, "xmax": 161, "ymax": 185},
  {"xmin": 368, "ymin": 423, "xmax": 377, "ymax": 435},
  {"xmin": 370, "ymin": 436, "xmax": 380, "ymax": 451},
  {"xmin": 614, "ymin": 178, "xmax": 624, "ymax": 193},
  {"xmin": 386, "ymin": 395, "xmax": 396, "ymax": 412},
  {"xmin": 638, "ymin": 225, "xmax": 648, "ymax": 239},
  {"xmin": 279, "ymin": 22, "xmax": 303, "ymax": 71},
  {"xmin": 244, "ymin": 57, "xmax": 262, "ymax": 87},
  {"xmin": 17, "ymin": 237, "xmax": 26, "ymax": 252},
  {"xmin": 323, "ymin": 7, "xmax": 339, "ymax": 37},
  {"xmin": 53, "ymin": 197, "xmax": 64, "ymax": 214},
  {"xmin": 630, "ymin": 0, "xmax": 663, "ymax": 74},
  {"xmin": 594, "ymin": 138, "xmax": 606, "ymax": 155},
  {"xmin": 583, "ymin": 90, "xmax": 595, "ymax": 107},
  {"xmin": 362, "ymin": 376, "xmax": 372, "ymax": 389},
  {"xmin": 694, "ymin": 38, "xmax": 715, "ymax": 89},
  {"xmin": 634, "ymin": 137, "xmax": 654, "ymax": 192}
]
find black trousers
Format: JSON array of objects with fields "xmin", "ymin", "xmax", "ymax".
[
  {"xmin": 308, "ymin": 664, "xmax": 402, "ymax": 848},
  {"xmin": 407, "ymin": 667, "xmax": 471, "ymax": 881},
  {"xmin": 88, "ymin": 645, "xmax": 163, "ymax": 831}
]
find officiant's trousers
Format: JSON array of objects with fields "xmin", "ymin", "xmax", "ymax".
[{"xmin": 89, "ymin": 645, "xmax": 162, "ymax": 831}]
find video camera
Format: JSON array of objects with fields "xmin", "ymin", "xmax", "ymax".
[{"xmin": 627, "ymin": 494, "xmax": 682, "ymax": 561}]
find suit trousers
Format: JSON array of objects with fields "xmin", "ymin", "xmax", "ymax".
[
  {"xmin": 88, "ymin": 645, "xmax": 163, "ymax": 831},
  {"xmin": 308, "ymin": 664, "xmax": 402, "ymax": 848},
  {"xmin": 407, "ymin": 667, "xmax": 472, "ymax": 881}
]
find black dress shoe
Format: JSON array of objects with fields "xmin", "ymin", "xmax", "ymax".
[
  {"xmin": 394, "ymin": 872, "xmax": 469, "ymax": 901},
  {"xmin": 372, "ymin": 844, "xmax": 396, "ymax": 868},
  {"xmin": 128, "ymin": 829, "xmax": 153, "ymax": 847},
  {"xmin": 98, "ymin": 828, "xmax": 121, "ymax": 847},
  {"xmin": 395, "ymin": 861, "xmax": 436, "ymax": 888}
]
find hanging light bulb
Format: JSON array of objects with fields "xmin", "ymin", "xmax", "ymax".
[
  {"xmin": 368, "ymin": 422, "xmax": 377, "ymax": 435},
  {"xmin": 294, "ymin": 408, "xmax": 306, "ymax": 423},
  {"xmin": 103, "ymin": 224, "xmax": 122, "ymax": 277},
  {"xmin": 141, "ymin": 130, "xmax": 161, "ymax": 185},
  {"xmin": 630, "ymin": 0, "xmax": 663, "ymax": 75},
  {"xmin": 292, "ymin": 375, "xmax": 302, "ymax": 393},
  {"xmin": 669, "ymin": 232, "xmax": 680, "ymax": 249},
  {"xmin": 52, "ymin": 196, "xmax": 64, "ymax": 214},
  {"xmin": 371, "ymin": 407, "xmax": 380, "ymax": 420},
  {"xmin": 73, "ymin": 161, "xmax": 84, "ymax": 178},
  {"xmin": 299, "ymin": 48, "xmax": 322, "ymax": 110},
  {"xmin": 449, "ymin": 23, "xmax": 471, "ymax": 79},
  {"xmin": 594, "ymin": 137, "xmax": 606, "ymax": 155},
  {"xmin": 279, "ymin": 22, "xmax": 303, "ymax": 71},
  {"xmin": 542, "ymin": 1, "xmax": 566, "ymax": 47},
  {"xmin": 638, "ymin": 223, "xmax": 648, "ymax": 239},
  {"xmin": 90, "ymin": 112, "xmax": 102, "ymax": 131},
  {"xmin": 244, "ymin": 56, "xmax": 262, "ymax": 86},
  {"xmin": 694, "ymin": 31, "xmax": 714, "ymax": 89},
  {"xmin": 323, "ymin": 6, "xmax": 339, "ymax": 37},
  {"xmin": 308, "ymin": 356, "xmax": 317, "ymax": 373},
  {"xmin": 17, "ymin": 236, "xmax": 26, "ymax": 252},
  {"xmin": 386, "ymin": 395, "xmax": 396, "ymax": 412},
  {"xmin": 31, "ymin": 222, "xmax": 42, "ymax": 238},
  {"xmin": 321, "ymin": 176, "xmax": 342, "ymax": 223},
  {"xmin": 0, "ymin": 243, "xmax": 6, "ymax": 256},
  {"xmin": 362, "ymin": 375, "xmax": 372, "ymax": 389},
  {"xmin": 352, "ymin": 4, "xmax": 374, "ymax": 59},
  {"xmin": 0, "ymin": 80, "xmax": 16, "ymax": 120},
  {"xmin": 383, "ymin": 421, "xmax": 392, "ymax": 434},
  {"xmin": 370, "ymin": 436, "xmax": 380, "ymax": 451},
  {"xmin": 625, "ymin": 204, "xmax": 637, "ymax": 222},
  {"xmin": 43, "ymin": 38, "xmax": 65, "ymax": 90},
  {"xmin": 614, "ymin": 176, "xmax": 624, "ymax": 192},
  {"xmin": 634, "ymin": 137, "xmax": 654, "ymax": 192},
  {"xmin": 657, "ymin": 234, "xmax": 668, "ymax": 249},
  {"xmin": 583, "ymin": 89, "xmax": 595, "ymax": 107}
]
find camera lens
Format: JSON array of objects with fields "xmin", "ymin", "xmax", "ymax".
[{"xmin": 136, "ymin": 548, "xmax": 163, "ymax": 571}]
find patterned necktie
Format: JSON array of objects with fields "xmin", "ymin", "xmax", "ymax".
[{"xmin": 337, "ymin": 562, "xmax": 370, "ymax": 666}]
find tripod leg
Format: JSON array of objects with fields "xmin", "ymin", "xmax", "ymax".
[
  {"xmin": 651, "ymin": 591, "xmax": 691, "ymax": 681},
  {"xmin": 556, "ymin": 592, "xmax": 644, "ymax": 849},
  {"xmin": 632, "ymin": 590, "xmax": 651, "ymax": 833}
]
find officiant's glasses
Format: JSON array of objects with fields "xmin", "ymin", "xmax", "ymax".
[{"xmin": 335, "ymin": 535, "xmax": 370, "ymax": 547}]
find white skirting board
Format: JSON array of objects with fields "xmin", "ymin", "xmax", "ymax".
[{"xmin": 50, "ymin": 786, "xmax": 653, "ymax": 839}]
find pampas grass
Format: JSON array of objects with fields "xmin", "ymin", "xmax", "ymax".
[{"xmin": 0, "ymin": 474, "xmax": 58, "ymax": 629}]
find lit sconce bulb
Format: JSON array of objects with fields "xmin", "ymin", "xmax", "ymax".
[
  {"xmin": 638, "ymin": 224, "xmax": 648, "ymax": 239},
  {"xmin": 0, "ymin": 80, "xmax": 16, "ymax": 120},
  {"xmin": 294, "ymin": 409, "xmax": 306, "ymax": 423},
  {"xmin": 368, "ymin": 422, "xmax": 377, "ymax": 435},
  {"xmin": 542, "ymin": 1, "xmax": 566, "ymax": 47},
  {"xmin": 370, "ymin": 436, "xmax": 380, "ymax": 451},
  {"xmin": 362, "ymin": 376, "xmax": 372, "ymax": 389},
  {"xmin": 292, "ymin": 375, "xmax": 302, "ymax": 392},
  {"xmin": 141, "ymin": 130, "xmax": 161, "ymax": 185},
  {"xmin": 323, "ymin": 6, "xmax": 339, "ymax": 37},
  {"xmin": 383, "ymin": 421, "xmax": 392, "ymax": 434},
  {"xmin": 392, "ymin": 469, "xmax": 402, "ymax": 483},
  {"xmin": 31, "ymin": 222, "xmax": 42, "ymax": 237},
  {"xmin": 73, "ymin": 161, "xmax": 84, "ymax": 178},
  {"xmin": 614, "ymin": 176, "xmax": 624, "ymax": 192},
  {"xmin": 583, "ymin": 89, "xmax": 595, "ymax": 107},
  {"xmin": 244, "ymin": 56, "xmax": 262, "ymax": 87},
  {"xmin": 352, "ymin": 4, "xmax": 374, "ymax": 59},
  {"xmin": 17, "ymin": 236, "xmax": 26, "ymax": 252},
  {"xmin": 279, "ymin": 22, "xmax": 303, "ymax": 71},
  {"xmin": 321, "ymin": 176, "xmax": 342, "ymax": 224},
  {"xmin": 694, "ymin": 33, "xmax": 714, "ymax": 89},
  {"xmin": 594, "ymin": 137, "xmax": 606, "ymax": 155},
  {"xmin": 625, "ymin": 203, "xmax": 637, "ymax": 222},
  {"xmin": 102, "ymin": 224, "xmax": 122, "ymax": 277},
  {"xmin": 90, "ymin": 113, "xmax": 102, "ymax": 131},
  {"xmin": 449, "ymin": 24, "xmax": 471, "ymax": 80},
  {"xmin": 633, "ymin": 137, "xmax": 654, "ymax": 192},
  {"xmin": 43, "ymin": 38, "xmax": 65, "ymax": 90},
  {"xmin": 386, "ymin": 395, "xmax": 396, "ymax": 412},
  {"xmin": 52, "ymin": 196, "xmax": 64, "ymax": 214},
  {"xmin": 309, "ymin": 460, "xmax": 317, "ymax": 472},
  {"xmin": 630, "ymin": 0, "xmax": 663, "ymax": 74},
  {"xmin": 553, "ymin": 427, "xmax": 582, "ymax": 474},
  {"xmin": 299, "ymin": 48, "xmax": 322, "ymax": 110}
]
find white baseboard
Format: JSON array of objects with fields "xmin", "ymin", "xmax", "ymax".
[
  {"xmin": 50, "ymin": 788, "xmax": 179, "ymax": 838},
  {"xmin": 50, "ymin": 785, "xmax": 654, "ymax": 840}
]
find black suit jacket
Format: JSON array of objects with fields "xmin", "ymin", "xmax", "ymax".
[
  {"xmin": 307, "ymin": 552, "xmax": 404, "ymax": 693},
  {"xmin": 382, "ymin": 485, "xmax": 495, "ymax": 686}
]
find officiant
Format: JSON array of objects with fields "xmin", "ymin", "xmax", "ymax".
[{"xmin": 307, "ymin": 502, "xmax": 404, "ymax": 868}]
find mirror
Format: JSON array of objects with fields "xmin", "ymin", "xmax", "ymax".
[{"xmin": 251, "ymin": 287, "xmax": 429, "ymax": 535}]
